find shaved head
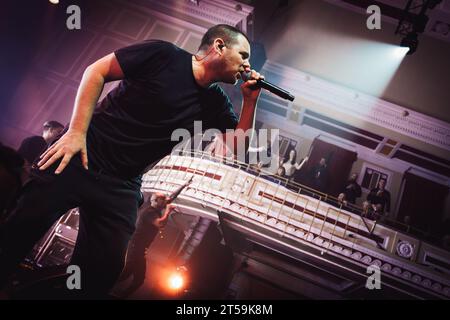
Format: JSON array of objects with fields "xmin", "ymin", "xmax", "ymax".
[
  {"xmin": 150, "ymin": 192, "xmax": 167, "ymax": 209},
  {"xmin": 199, "ymin": 24, "xmax": 249, "ymax": 51}
]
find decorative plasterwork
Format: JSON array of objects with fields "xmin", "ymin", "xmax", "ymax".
[
  {"xmin": 147, "ymin": 0, "xmax": 253, "ymax": 32},
  {"xmin": 141, "ymin": 155, "xmax": 450, "ymax": 299},
  {"xmin": 261, "ymin": 60, "xmax": 450, "ymax": 151}
]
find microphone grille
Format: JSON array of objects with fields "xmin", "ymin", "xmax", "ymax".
[{"xmin": 240, "ymin": 71, "xmax": 252, "ymax": 81}]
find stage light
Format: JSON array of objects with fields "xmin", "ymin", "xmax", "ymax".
[
  {"xmin": 166, "ymin": 266, "xmax": 188, "ymax": 292},
  {"xmin": 168, "ymin": 273, "xmax": 184, "ymax": 290},
  {"xmin": 393, "ymin": 47, "xmax": 409, "ymax": 58},
  {"xmin": 400, "ymin": 32, "xmax": 418, "ymax": 55},
  {"xmin": 49, "ymin": 0, "xmax": 59, "ymax": 4}
]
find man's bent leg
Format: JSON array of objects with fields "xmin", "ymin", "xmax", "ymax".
[
  {"xmin": 0, "ymin": 168, "xmax": 80, "ymax": 288},
  {"xmin": 70, "ymin": 176, "xmax": 139, "ymax": 298},
  {"xmin": 120, "ymin": 256, "xmax": 147, "ymax": 298}
]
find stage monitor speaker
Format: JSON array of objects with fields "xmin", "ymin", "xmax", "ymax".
[{"xmin": 36, "ymin": 235, "xmax": 75, "ymax": 268}]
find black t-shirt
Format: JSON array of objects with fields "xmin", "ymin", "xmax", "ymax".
[
  {"xmin": 367, "ymin": 188, "xmax": 391, "ymax": 212},
  {"xmin": 343, "ymin": 181, "xmax": 362, "ymax": 204},
  {"xmin": 86, "ymin": 40, "xmax": 238, "ymax": 179},
  {"xmin": 310, "ymin": 164, "xmax": 328, "ymax": 192}
]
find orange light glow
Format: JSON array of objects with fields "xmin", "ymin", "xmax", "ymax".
[{"xmin": 168, "ymin": 272, "xmax": 184, "ymax": 290}]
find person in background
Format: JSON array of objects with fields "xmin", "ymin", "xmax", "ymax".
[
  {"xmin": 17, "ymin": 120, "xmax": 65, "ymax": 167},
  {"xmin": 309, "ymin": 157, "xmax": 329, "ymax": 194},
  {"xmin": 0, "ymin": 144, "xmax": 24, "ymax": 222},
  {"xmin": 117, "ymin": 176, "xmax": 192, "ymax": 297},
  {"xmin": 366, "ymin": 179, "xmax": 391, "ymax": 216},
  {"xmin": 42, "ymin": 121, "xmax": 65, "ymax": 145},
  {"xmin": 279, "ymin": 148, "xmax": 308, "ymax": 180},
  {"xmin": 342, "ymin": 173, "xmax": 361, "ymax": 204}
]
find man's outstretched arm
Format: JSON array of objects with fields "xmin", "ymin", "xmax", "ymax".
[
  {"xmin": 166, "ymin": 176, "xmax": 194, "ymax": 203},
  {"xmin": 38, "ymin": 53, "xmax": 124, "ymax": 174}
]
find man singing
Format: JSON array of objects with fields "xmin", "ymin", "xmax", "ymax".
[{"xmin": 0, "ymin": 24, "xmax": 263, "ymax": 298}]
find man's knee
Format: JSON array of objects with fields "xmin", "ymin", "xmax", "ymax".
[{"xmin": 93, "ymin": 248, "xmax": 127, "ymax": 282}]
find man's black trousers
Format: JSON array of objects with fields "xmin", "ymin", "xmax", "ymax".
[{"xmin": 0, "ymin": 157, "xmax": 141, "ymax": 298}]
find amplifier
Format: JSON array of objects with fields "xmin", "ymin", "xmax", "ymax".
[
  {"xmin": 55, "ymin": 224, "xmax": 78, "ymax": 243},
  {"xmin": 36, "ymin": 234, "xmax": 75, "ymax": 268},
  {"xmin": 26, "ymin": 208, "xmax": 79, "ymax": 267}
]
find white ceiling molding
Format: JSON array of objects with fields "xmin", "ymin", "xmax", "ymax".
[
  {"xmin": 146, "ymin": 0, "xmax": 254, "ymax": 32},
  {"xmin": 261, "ymin": 60, "xmax": 450, "ymax": 151},
  {"xmin": 258, "ymin": 109, "xmax": 450, "ymax": 186}
]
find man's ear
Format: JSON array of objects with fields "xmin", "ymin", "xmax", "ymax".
[{"xmin": 214, "ymin": 38, "xmax": 226, "ymax": 54}]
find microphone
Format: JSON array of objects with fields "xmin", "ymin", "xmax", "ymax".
[{"xmin": 241, "ymin": 71, "xmax": 295, "ymax": 101}]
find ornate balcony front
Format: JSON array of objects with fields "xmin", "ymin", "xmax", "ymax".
[{"xmin": 142, "ymin": 151, "xmax": 450, "ymax": 299}]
